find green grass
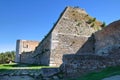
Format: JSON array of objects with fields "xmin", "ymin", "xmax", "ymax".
[
  {"xmin": 72, "ymin": 66, "xmax": 120, "ymax": 80},
  {"xmin": 0, "ymin": 63, "xmax": 53, "ymax": 72}
]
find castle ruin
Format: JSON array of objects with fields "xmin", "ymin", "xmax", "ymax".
[
  {"xmin": 16, "ymin": 6, "xmax": 103, "ymax": 66},
  {"xmin": 14, "ymin": 6, "xmax": 120, "ymax": 79}
]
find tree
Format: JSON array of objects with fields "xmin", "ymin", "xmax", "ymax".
[{"xmin": 0, "ymin": 51, "xmax": 15, "ymax": 64}]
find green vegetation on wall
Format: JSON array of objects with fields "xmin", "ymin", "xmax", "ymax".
[
  {"xmin": 101, "ymin": 22, "xmax": 106, "ymax": 28},
  {"xmin": 87, "ymin": 18, "xmax": 96, "ymax": 24}
]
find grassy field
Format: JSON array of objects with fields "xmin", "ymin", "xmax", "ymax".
[{"xmin": 72, "ymin": 66, "xmax": 120, "ymax": 80}]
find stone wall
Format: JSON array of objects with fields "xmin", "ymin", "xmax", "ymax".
[
  {"xmin": 50, "ymin": 6, "xmax": 102, "ymax": 67},
  {"xmin": 20, "ymin": 52, "xmax": 35, "ymax": 64},
  {"xmin": 33, "ymin": 33, "xmax": 52, "ymax": 65},
  {"xmin": 61, "ymin": 54, "xmax": 119, "ymax": 78},
  {"xmin": 51, "ymin": 34, "xmax": 88, "ymax": 66},
  {"xmin": 76, "ymin": 34, "xmax": 95, "ymax": 54},
  {"xmin": 95, "ymin": 20, "xmax": 120, "ymax": 55},
  {"xmin": 61, "ymin": 20, "xmax": 120, "ymax": 78}
]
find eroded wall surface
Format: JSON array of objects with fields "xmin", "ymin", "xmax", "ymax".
[
  {"xmin": 95, "ymin": 20, "xmax": 120, "ymax": 55},
  {"xmin": 61, "ymin": 54, "xmax": 116, "ymax": 78}
]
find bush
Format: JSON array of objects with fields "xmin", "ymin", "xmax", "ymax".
[
  {"xmin": 101, "ymin": 22, "xmax": 106, "ymax": 28},
  {"xmin": 87, "ymin": 18, "xmax": 96, "ymax": 24}
]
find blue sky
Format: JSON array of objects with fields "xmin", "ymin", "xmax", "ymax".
[{"xmin": 0, "ymin": 0, "xmax": 120, "ymax": 52}]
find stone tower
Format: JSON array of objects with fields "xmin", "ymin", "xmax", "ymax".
[{"xmin": 15, "ymin": 40, "xmax": 39, "ymax": 63}]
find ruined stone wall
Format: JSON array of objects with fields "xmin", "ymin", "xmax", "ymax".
[
  {"xmin": 33, "ymin": 34, "xmax": 52, "ymax": 65},
  {"xmin": 61, "ymin": 54, "xmax": 119, "ymax": 78},
  {"xmin": 51, "ymin": 34, "xmax": 88, "ymax": 66},
  {"xmin": 50, "ymin": 6, "xmax": 102, "ymax": 66},
  {"xmin": 76, "ymin": 34, "xmax": 95, "ymax": 54},
  {"xmin": 15, "ymin": 40, "xmax": 39, "ymax": 63},
  {"xmin": 16, "ymin": 6, "xmax": 102, "ymax": 66},
  {"xmin": 61, "ymin": 20, "xmax": 120, "ymax": 78},
  {"xmin": 95, "ymin": 20, "xmax": 120, "ymax": 55},
  {"xmin": 20, "ymin": 52, "xmax": 35, "ymax": 64},
  {"xmin": 21, "ymin": 40, "xmax": 39, "ymax": 52},
  {"xmin": 61, "ymin": 46, "xmax": 120, "ymax": 78}
]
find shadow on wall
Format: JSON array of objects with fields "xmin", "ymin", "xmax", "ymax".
[
  {"xmin": 76, "ymin": 34, "xmax": 95, "ymax": 55},
  {"xmin": 60, "ymin": 34, "xmax": 104, "ymax": 78}
]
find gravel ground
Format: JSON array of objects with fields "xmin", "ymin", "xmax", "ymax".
[{"xmin": 102, "ymin": 75, "xmax": 120, "ymax": 80}]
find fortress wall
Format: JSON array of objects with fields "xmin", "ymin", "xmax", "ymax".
[
  {"xmin": 76, "ymin": 34, "xmax": 95, "ymax": 54},
  {"xmin": 61, "ymin": 20, "xmax": 120, "ymax": 78},
  {"xmin": 95, "ymin": 20, "xmax": 120, "ymax": 55},
  {"xmin": 20, "ymin": 52, "xmax": 35, "ymax": 64},
  {"xmin": 51, "ymin": 33, "xmax": 88, "ymax": 66},
  {"xmin": 50, "ymin": 6, "xmax": 102, "ymax": 67},
  {"xmin": 62, "ymin": 46, "xmax": 120, "ymax": 78},
  {"xmin": 61, "ymin": 54, "xmax": 117, "ymax": 78},
  {"xmin": 33, "ymin": 33, "xmax": 52, "ymax": 65}
]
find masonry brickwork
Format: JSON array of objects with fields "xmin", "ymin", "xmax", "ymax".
[
  {"xmin": 61, "ymin": 20, "xmax": 120, "ymax": 78},
  {"xmin": 33, "ymin": 34, "xmax": 52, "ymax": 65},
  {"xmin": 95, "ymin": 20, "xmax": 120, "ymax": 55}
]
